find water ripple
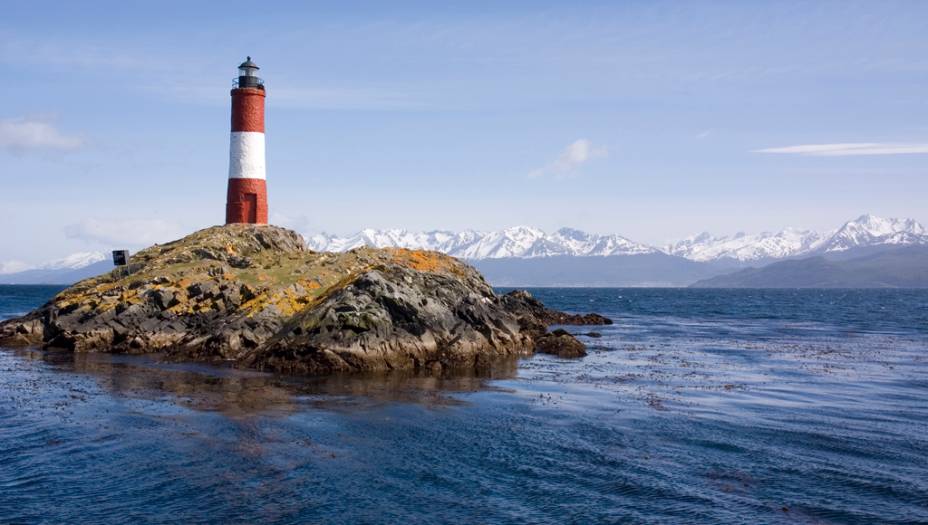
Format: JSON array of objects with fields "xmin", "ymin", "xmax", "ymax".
[{"xmin": 1, "ymin": 287, "xmax": 927, "ymax": 523}]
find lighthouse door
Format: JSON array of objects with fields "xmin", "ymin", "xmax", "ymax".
[{"xmin": 243, "ymin": 193, "xmax": 258, "ymax": 223}]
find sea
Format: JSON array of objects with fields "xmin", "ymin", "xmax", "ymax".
[{"xmin": 1, "ymin": 285, "xmax": 926, "ymax": 524}]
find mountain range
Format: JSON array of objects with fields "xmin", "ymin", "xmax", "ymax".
[
  {"xmin": 0, "ymin": 252, "xmax": 110, "ymax": 285},
  {"xmin": 667, "ymin": 214, "xmax": 926, "ymax": 263},
  {"xmin": 307, "ymin": 226, "xmax": 658, "ymax": 259},
  {"xmin": 306, "ymin": 214, "xmax": 926, "ymax": 263},
  {"xmin": 2, "ymin": 214, "xmax": 926, "ymax": 286}
]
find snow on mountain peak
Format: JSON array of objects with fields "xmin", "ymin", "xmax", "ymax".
[
  {"xmin": 306, "ymin": 215, "xmax": 925, "ymax": 262},
  {"xmin": 40, "ymin": 251, "xmax": 107, "ymax": 270},
  {"xmin": 668, "ymin": 214, "xmax": 927, "ymax": 261},
  {"xmin": 4, "ymin": 215, "xmax": 925, "ymax": 275},
  {"xmin": 666, "ymin": 227, "xmax": 829, "ymax": 262},
  {"xmin": 305, "ymin": 226, "xmax": 657, "ymax": 259},
  {"xmin": 820, "ymin": 214, "xmax": 927, "ymax": 252},
  {"xmin": 0, "ymin": 251, "xmax": 107, "ymax": 276},
  {"xmin": 0, "ymin": 260, "xmax": 32, "ymax": 275}
]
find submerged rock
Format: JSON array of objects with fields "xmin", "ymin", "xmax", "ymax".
[
  {"xmin": 0, "ymin": 225, "xmax": 611, "ymax": 375},
  {"xmin": 535, "ymin": 329, "xmax": 588, "ymax": 358}
]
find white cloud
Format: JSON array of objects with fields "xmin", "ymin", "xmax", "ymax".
[
  {"xmin": 755, "ymin": 143, "xmax": 928, "ymax": 156},
  {"xmin": 269, "ymin": 212, "xmax": 316, "ymax": 239},
  {"xmin": 529, "ymin": 139, "xmax": 608, "ymax": 178},
  {"xmin": 0, "ymin": 117, "xmax": 84, "ymax": 153},
  {"xmin": 64, "ymin": 218, "xmax": 186, "ymax": 248}
]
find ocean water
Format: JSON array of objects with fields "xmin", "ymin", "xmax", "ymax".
[{"xmin": 1, "ymin": 285, "xmax": 927, "ymax": 524}]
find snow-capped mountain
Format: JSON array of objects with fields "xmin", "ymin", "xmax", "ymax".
[
  {"xmin": 39, "ymin": 251, "xmax": 106, "ymax": 270},
  {"xmin": 307, "ymin": 229, "xmax": 459, "ymax": 254},
  {"xmin": 665, "ymin": 215, "xmax": 928, "ymax": 262},
  {"xmin": 2, "ymin": 214, "xmax": 924, "ymax": 285},
  {"xmin": 307, "ymin": 226, "xmax": 657, "ymax": 259},
  {"xmin": 549, "ymin": 228, "xmax": 658, "ymax": 257},
  {"xmin": 0, "ymin": 251, "xmax": 106, "ymax": 275},
  {"xmin": 0, "ymin": 251, "xmax": 111, "ymax": 285},
  {"xmin": 816, "ymin": 214, "xmax": 927, "ymax": 253},
  {"xmin": 0, "ymin": 260, "xmax": 31, "ymax": 275},
  {"xmin": 666, "ymin": 214, "xmax": 927, "ymax": 262},
  {"xmin": 308, "ymin": 214, "xmax": 927, "ymax": 263},
  {"xmin": 666, "ymin": 229, "xmax": 826, "ymax": 262}
]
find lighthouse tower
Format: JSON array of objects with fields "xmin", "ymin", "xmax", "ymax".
[{"xmin": 226, "ymin": 57, "xmax": 268, "ymax": 224}]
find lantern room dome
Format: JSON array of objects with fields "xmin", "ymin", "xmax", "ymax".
[{"xmin": 238, "ymin": 56, "xmax": 259, "ymax": 71}]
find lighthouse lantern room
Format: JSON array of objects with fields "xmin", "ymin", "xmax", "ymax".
[
  {"xmin": 236, "ymin": 57, "xmax": 263, "ymax": 89},
  {"xmin": 226, "ymin": 56, "xmax": 268, "ymax": 225}
]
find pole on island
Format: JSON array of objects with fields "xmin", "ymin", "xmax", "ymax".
[{"xmin": 112, "ymin": 249, "xmax": 129, "ymax": 278}]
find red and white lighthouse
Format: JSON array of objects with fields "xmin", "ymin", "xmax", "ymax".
[{"xmin": 226, "ymin": 57, "xmax": 268, "ymax": 224}]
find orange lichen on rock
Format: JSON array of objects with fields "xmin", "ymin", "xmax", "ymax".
[{"xmin": 385, "ymin": 248, "xmax": 465, "ymax": 275}]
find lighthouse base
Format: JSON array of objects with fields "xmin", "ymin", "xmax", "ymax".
[{"xmin": 225, "ymin": 178, "xmax": 268, "ymax": 224}]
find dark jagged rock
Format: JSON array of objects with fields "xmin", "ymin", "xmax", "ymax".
[
  {"xmin": 501, "ymin": 290, "xmax": 613, "ymax": 326},
  {"xmin": 535, "ymin": 328, "xmax": 588, "ymax": 358},
  {"xmin": 0, "ymin": 225, "xmax": 612, "ymax": 375},
  {"xmin": 243, "ymin": 265, "xmax": 534, "ymax": 374}
]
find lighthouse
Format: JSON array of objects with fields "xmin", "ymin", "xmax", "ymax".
[{"xmin": 226, "ymin": 57, "xmax": 268, "ymax": 224}]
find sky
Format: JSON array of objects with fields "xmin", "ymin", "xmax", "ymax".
[{"xmin": 2, "ymin": 0, "xmax": 927, "ymax": 264}]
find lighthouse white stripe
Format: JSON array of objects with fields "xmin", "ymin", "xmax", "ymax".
[{"xmin": 228, "ymin": 131, "xmax": 266, "ymax": 180}]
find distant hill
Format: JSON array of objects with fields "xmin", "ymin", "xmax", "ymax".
[
  {"xmin": 691, "ymin": 246, "xmax": 928, "ymax": 288},
  {"xmin": 473, "ymin": 254, "xmax": 736, "ymax": 287},
  {"xmin": 0, "ymin": 260, "xmax": 113, "ymax": 285}
]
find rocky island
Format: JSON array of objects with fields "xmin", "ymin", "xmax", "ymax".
[{"xmin": 0, "ymin": 225, "xmax": 611, "ymax": 375}]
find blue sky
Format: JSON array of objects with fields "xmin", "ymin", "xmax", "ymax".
[{"xmin": 2, "ymin": 0, "xmax": 927, "ymax": 263}]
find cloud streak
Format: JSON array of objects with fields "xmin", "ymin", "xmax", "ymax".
[
  {"xmin": 755, "ymin": 143, "xmax": 928, "ymax": 156},
  {"xmin": 64, "ymin": 218, "xmax": 185, "ymax": 248},
  {"xmin": 0, "ymin": 117, "xmax": 83, "ymax": 153},
  {"xmin": 529, "ymin": 139, "xmax": 607, "ymax": 178}
]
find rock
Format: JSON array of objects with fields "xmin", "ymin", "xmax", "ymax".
[
  {"xmin": 151, "ymin": 288, "xmax": 178, "ymax": 310},
  {"xmin": 584, "ymin": 331, "xmax": 603, "ymax": 338},
  {"xmin": 535, "ymin": 329, "xmax": 587, "ymax": 358},
  {"xmin": 245, "ymin": 265, "xmax": 533, "ymax": 374},
  {"xmin": 228, "ymin": 255, "xmax": 252, "ymax": 269},
  {"xmin": 187, "ymin": 281, "xmax": 217, "ymax": 298},
  {"xmin": 0, "ymin": 315, "xmax": 44, "ymax": 347},
  {"xmin": 0, "ymin": 224, "xmax": 608, "ymax": 375},
  {"xmin": 501, "ymin": 290, "xmax": 613, "ymax": 326},
  {"xmin": 218, "ymin": 284, "xmax": 242, "ymax": 307}
]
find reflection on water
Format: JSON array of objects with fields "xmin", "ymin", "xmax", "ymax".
[
  {"xmin": 12, "ymin": 348, "xmax": 521, "ymax": 416},
  {"xmin": 2, "ymin": 288, "xmax": 928, "ymax": 524}
]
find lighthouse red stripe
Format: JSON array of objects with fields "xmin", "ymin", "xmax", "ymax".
[
  {"xmin": 225, "ymin": 178, "xmax": 268, "ymax": 224},
  {"xmin": 230, "ymin": 88, "xmax": 265, "ymax": 133}
]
